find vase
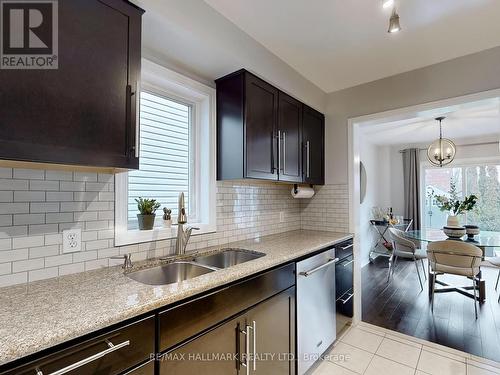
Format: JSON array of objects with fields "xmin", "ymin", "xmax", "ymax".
[
  {"xmin": 163, "ymin": 219, "xmax": 172, "ymax": 228},
  {"xmin": 137, "ymin": 214, "xmax": 155, "ymax": 230},
  {"xmin": 446, "ymin": 214, "xmax": 460, "ymax": 227}
]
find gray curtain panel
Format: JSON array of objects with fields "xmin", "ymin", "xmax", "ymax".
[{"xmin": 402, "ymin": 148, "xmax": 421, "ymax": 230}]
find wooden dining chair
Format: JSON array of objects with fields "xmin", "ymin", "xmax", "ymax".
[
  {"xmin": 427, "ymin": 241, "xmax": 483, "ymax": 319},
  {"xmin": 388, "ymin": 227, "xmax": 427, "ymax": 290}
]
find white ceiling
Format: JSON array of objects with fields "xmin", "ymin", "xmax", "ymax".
[
  {"xmin": 204, "ymin": 0, "xmax": 500, "ymax": 93},
  {"xmin": 360, "ymin": 98, "xmax": 500, "ymax": 146}
]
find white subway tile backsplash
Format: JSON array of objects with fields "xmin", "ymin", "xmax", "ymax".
[
  {"xmin": 0, "ymin": 272, "xmax": 27, "ymax": 287},
  {"xmin": 45, "ymin": 170, "xmax": 72, "ymax": 181},
  {"xmin": 14, "ymin": 214, "xmax": 45, "ymax": 226},
  {"xmin": 0, "ymin": 165, "xmax": 349, "ymax": 286},
  {"xmin": 13, "ymin": 169, "xmax": 44, "ymax": 180},
  {"xmin": 59, "ymin": 262, "xmax": 84, "ymax": 276},
  {"xmin": 74, "ymin": 172, "xmax": 98, "ymax": 182},
  {"xmin": 0, "ymin": 238, "xmax": 12, "ymax": 251},
  {"xmin": 29, "ymin": 180, "xmax": 59, "ymax": 191},
  {"xmin": 0, "ymin": 215, "xmax": 12, "ymax": 227},
  {"xmin": 0, "ymin": 168, "xmax": 12, "ymax": 178},
  {"xmin": 0, "ymin": 226, "xmax": 28, "ymax": 238},
  {"xmin": 46, "ymin": 213, "xmax": 73, "ymax": 224},
  {"xmin": 28, "ymin": 224, "xmax": 58, "ymax": 236},
  {"xmin": 0, "ymin": 179, "xmax": 28, "ymax": 191},
  {"xmin": 60, "ymin": 181, "xmax": 85, "ymax": 191},
  {"xmin": 12, "ymin": 236, "xmax": 44, "ymax": 249},
  {"xmin": 45, "ymin": 254, "xmax": 73, "ymax": 267},
  {"xmin": 0, "ymin": 262, "xmax": 12, "ymax": 275},
  {"xmin": 12, "ymin": 258, "xmax": 44, "ymax": 273},
  {"xmin": 0, "ymin": 203, "xmax": 29, "ymax": 214},
  {"xmin": 46, "ymin": 192, "xmax": 73, "ymax": 202},
  {"xmin": 29, "ymin": 267, "xmax": 58, "ymax": 282},
  {"xmin": 30, "ymin": 202, "xmax": 60, "ymax": 213},
  {"xmin": 29, "ymin": 245, "xmax": 60, "ymax": 258},
  {"xmin": 0, "ymin": 191, "xmax": 13, "ymax": 202}
]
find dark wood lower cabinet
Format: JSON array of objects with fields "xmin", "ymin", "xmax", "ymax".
[
  {"xmin": 159, "ymin": 287, "xmax": 295, "ymax": 375},
  {"xmin": 2, "ymin": 316, "xmax": 155, "ymax": 375}
]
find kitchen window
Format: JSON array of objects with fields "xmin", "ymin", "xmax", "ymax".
[{"xmin": 115, "ymin": 60, "xmax": 216, "ymax": 246}]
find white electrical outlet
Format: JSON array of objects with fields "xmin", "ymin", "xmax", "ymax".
[
  {"xmin": 63, "ymin": 228, "xmax": 82, "ymax": 253},
  {"xmin": 279, "ymin": 211, "xmax": 285, "ymax": 223}
]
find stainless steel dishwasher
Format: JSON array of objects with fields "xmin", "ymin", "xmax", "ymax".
[{"xmin": 296, "ymin": 248, "xmax": 338, "ymax": 375}]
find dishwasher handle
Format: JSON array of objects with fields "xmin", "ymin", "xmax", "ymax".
[{"xmin": 299, "ymin": 258, "xmax": 339, "ymax": 277}]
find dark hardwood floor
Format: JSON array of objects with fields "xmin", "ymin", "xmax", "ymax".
[{"xmin": 362, "ymin": 256, "xmax": 500, "ymax": 362}]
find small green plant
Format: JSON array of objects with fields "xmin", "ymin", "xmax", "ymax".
[
  {"xmin": 434, "ymin": 179, "xmax": 478, "ymax": 215},
  {"xmin": 163, "ymin": 207, "xmax": 172, "ymax": 220},
  {"xmin": 135, "ymin": 197, "xmax": 161, "ymax": 215}
]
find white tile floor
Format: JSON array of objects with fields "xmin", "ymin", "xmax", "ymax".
[{"xmin": 312, "ymin": 322, "xmax": 500, "ymax": 375}]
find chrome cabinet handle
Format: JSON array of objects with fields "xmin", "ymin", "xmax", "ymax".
[
  {"xmin": 340, "ymin": 243, "xmax": 353, "ymax": 251},
  {"xmin": 299, "ymin": 258, "xmax": 339, "ymax": 277},
  {"xmin": 339, "ymin": 293, "xmax": 354, "ymax": 304},
  {"xmin": 306, "ymin": 141, "xmax": 310, "ymax": 178},
  {"xmin": 240, "ymin": 324, "xmax": 251, "ymax": 375},
  {"xmin": 252, "ymin": 320, "xmax": 257, "ymax": 371},
  {"xmin": 277, "ymin": 130, "xmax": 281, "ymax": 174},
  {"xmin": 343, "ymin": 259, "xmax": 354, "ymax": 267},
  {"xmin": 40, "ymin": 339, "xmax": 130, "ymax": 375},
  {"xmin": 134, "ymin": 81, "xmax": 140, "ymax": 158},
  {"xmin": 282, "ymin": 132, "xmax": 286, "ymax": 173}
]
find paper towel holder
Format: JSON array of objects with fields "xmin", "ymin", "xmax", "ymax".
[{"xmin": 293, "ymin": 184, "xmax": 313, "ymax": 194}]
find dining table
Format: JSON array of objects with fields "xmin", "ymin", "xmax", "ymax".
[{"xmin": 404, "ymin": 229, "xmax": 500, "ymax": 303}]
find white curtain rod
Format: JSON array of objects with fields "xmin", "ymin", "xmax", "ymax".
[{"xmin": 399, "ymin": 141, "xmax": 499, "ymax": 153}]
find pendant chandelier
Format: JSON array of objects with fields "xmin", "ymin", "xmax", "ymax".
[{"xmin": 427, "ymin": 116, "xmax": 456, "ymax": 167}]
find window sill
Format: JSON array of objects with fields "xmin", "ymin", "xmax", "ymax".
[{"xmin": 115, "ymin": 223, "xmax": 216, "ymax": 247}]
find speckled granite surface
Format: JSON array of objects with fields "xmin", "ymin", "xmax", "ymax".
[{"xmin": 0, "ymin": 230, "xmax": 352, "ymax": 366}]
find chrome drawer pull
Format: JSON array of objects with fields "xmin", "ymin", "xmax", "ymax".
[
  {"xmin": 252, "ymin": 320, "xmax": 257, "ymax": 371},
  {"xmin": 342, "ymin": 259, "xmax": 354, "ymax": 267},
  {"xmin": 41, "ymin": 339, "xmax": 130, "ymax": 375},
  {"xmin": 299, "ymin": 258, "xmax": 339, "ymax": 277},
  {"xmin": 339, "ymin": 293, "xmax": 354, "ymax": 304},
  {"xmin": 340, "ymin": 243, "xmax": 353, "ymax": 251}
]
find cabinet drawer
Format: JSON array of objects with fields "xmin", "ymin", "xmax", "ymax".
[
  {"xmin": 159, "ymin": 263, "xmax": 295, "ymax": 352},
  {"xmin": 4, "ymin": 316, "xmax": 155, "ymax": 375}
]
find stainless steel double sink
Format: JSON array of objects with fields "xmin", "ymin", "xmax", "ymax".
[{"xmin": 126, "ymin": 249, "xmax": 265, "ymax": 286}]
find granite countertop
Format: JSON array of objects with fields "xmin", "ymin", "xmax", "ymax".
[{"xmin": 0, "ymin": 229, "xmax": 352, "ymax": 366}]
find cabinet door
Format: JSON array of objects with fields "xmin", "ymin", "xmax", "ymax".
[
  {"xmin": 302, "ymin": 106, "xmax": 325, "ymax": 185},
  {"xmin": 278, "ymin": 92, "xmax": 302, "ymax": 182},
  {"xmin": 244, "ymin": 73, "xmax": 278, "ymax": 180},
  {"xmin": 245, "ymin": 288, "xmax": 295, "ymax": 375},
  {"xmin": 159, "ymin": 316, "xmax": 241, "ymax": 375},
  {"xmin": 0, "ymin": 0, "xmax": 142, "ymax": 169}
]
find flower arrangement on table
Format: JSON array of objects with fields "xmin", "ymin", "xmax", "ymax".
[{"xmin": 433, "ymin": 180, "xmax": 478, "ymax": 237}]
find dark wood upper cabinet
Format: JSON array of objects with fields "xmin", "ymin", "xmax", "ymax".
[
  {"xmin": 278, "ymin": 92, "xmax": 302, "ymax": 183},
  {"xmin": 245, "ymin": 73, "xmax": 279, "ymax": 180},
  {"xmin": 0, "ymin": 0, "xmax": 144, "ymax": 169},
  {"xmin": 216, "ymin": 69, "xmax": 324, "ymax": 185},
  {"xmin": 302, "ymin": 105, "xmax": 325, "ymax": 185}
]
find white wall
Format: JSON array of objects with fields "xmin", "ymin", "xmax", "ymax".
[
  {"xmin": 325, "ymin": 45, "xmax": 500, "ymax": 185},
  {"xmin": 132, "ymin": 0, "xmax": 327, "ymax": 112},
  {"xmin": 358, "ymin": 137, "xmax": 392, "ymax": 266}
]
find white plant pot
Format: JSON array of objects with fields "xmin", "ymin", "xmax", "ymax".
[
  {"xmin": 446, "ymin": 215, "xmax": 460, "ymax": 227},
  {"xmin": 163, "ymin": 219, "xmax": 172, "ymax": 228}
]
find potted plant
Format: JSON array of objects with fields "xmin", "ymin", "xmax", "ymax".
[
  {"xmin": 135, "ymin": 197, "xmax": 161, "ymax": 230},
  {"xmin": 162, "ymin": 207, "xmax": 172, "ymax": 228},
  {"xmin": 435, "ymin": 180, "xmax": 478, "ymax": 227}
]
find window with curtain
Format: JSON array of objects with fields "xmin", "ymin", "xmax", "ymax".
[
  {"xmin": 127, "ymin": 91, "xmax": 193, "ymax": 229},
  {"xmin": 424, "ymin": 164, "xmax": 500, "ymax": 230}
]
